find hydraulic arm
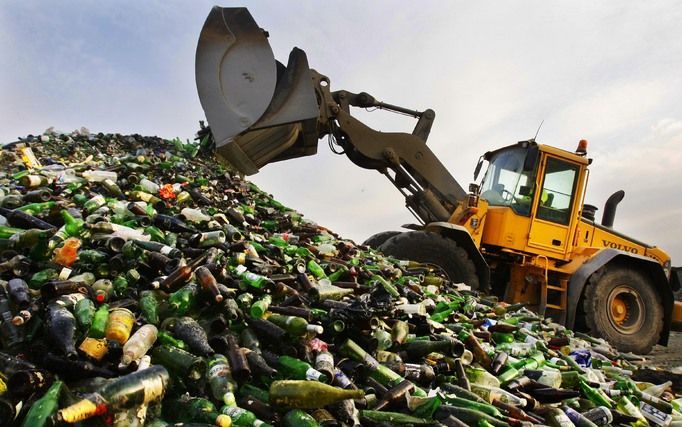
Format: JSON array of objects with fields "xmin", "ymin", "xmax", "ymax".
[
  {"xmin": 312, "ymin": 72, "xmax": 467, "ymax": 224},
  {"xmin": 195, "ymin": 7, "xmax": 467, "ymax": 225}
]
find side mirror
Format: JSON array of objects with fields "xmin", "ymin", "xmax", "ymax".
[
  {"xmin": 519, "ymin": 185, "xmax": 532, "ymax": 197},
  {"xmin": 473, "ymin": 156, "xmax": 484, "ymax": 181}
]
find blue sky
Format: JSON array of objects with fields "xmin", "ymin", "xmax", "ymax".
[{"xmin": 2, "ymin": 1, "xmax": 682, "ymax": 262}]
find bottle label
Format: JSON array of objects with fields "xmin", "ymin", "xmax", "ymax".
[
  {"xmin": 563, "ymin": 407, "xmax": 580, "ymax": 424},
  {"xmin": 244, "ymin": 272, "xmax": 261, "ymax": 282},
  {"xmin": 552, "ymin": 412, "xmax": 576, "ymax": 427},
  {"xmin": 59, "ymin": 397, "xmax": 106, "ymax": 423},
  {"xmin": 27, "ymin": 175, "xmax": 42, "ymax": 187},
  {"xmin": 208, "ymin": 363, "xmax": 230, "ymax": 379},
  {"xmin": 640, "ymin": 402, "xmax": 672, "ymax": 427},
  {"xmin": 404, "ymin": 363, "xmax": 422, "ymax": 379},
  {"xmin": 141, "ymin": 375, "xmax": 166, "ymax": 404},
  {"xmin": 334, "ymin": 369, "xmax": 353, "ymax": 388},
  {"xmin": 160, "ymin": 246, "xmax": 174, "ymax": 256},
  {"xmin": 362, "ymin": 354, "xmax": 379, "ymax": 371},
  {"xmin": 222, "ymin": 406, "xmax": 246, "ymax": 418},
  {"xmin": 59, "ymin": 267, "xmax": 72, "ymax": 280},
  {"xmin": 79, "ymin": 338, "xmax": 108, "ymax": 361},
  {"xmin": 583, "ymin": 409, "xmax": 611, "ymax": 427},
  {"xmin": 305, "ymin": 368, "xmax": 323, "ymax": 381},
  {"xmin": 316, "ymin": 352, "xmax": 334, "ymax": 367}
]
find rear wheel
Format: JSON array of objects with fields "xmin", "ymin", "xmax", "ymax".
[
  {"xmin": 583, "ymin": 266, "xmax": 663, "ymax": 354},
  {"xmin": 378, "ymin": 231, "xmax": 480, "ymax": 290},
  {"xmin": 362, "ymin": 231, "xmax": 401, "ymax": 249}
]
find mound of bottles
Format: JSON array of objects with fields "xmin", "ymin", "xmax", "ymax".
[{"xmin": 0, "ymin": 126, "xmax": 679, "ymax": 426}]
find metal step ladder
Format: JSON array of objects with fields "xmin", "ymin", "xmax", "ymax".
[{"xmin": 540, "ymin": 276, "xmax": 568, "ymax": 320}]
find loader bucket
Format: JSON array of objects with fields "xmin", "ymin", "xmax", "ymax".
[{"xmin": 196, "ymin": 7, "xmax": 321, "ymax": 175}]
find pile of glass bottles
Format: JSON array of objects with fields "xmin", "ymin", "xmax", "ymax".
[{"xmin": 0, "ymin": 127, "xmax": 678, "ymax": 426}]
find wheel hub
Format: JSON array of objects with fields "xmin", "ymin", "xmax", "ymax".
[{"xmin": 607, "ymin": 285, "xmax": 644, "ymax": 334}]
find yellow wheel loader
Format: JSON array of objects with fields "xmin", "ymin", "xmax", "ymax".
[{"xmin": 194, "ymin": 7, "xmax": 682, "ymax": 354}]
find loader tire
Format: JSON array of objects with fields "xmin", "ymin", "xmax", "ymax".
[
  {"xmin": 362, "ymin": 231, "xmax": 401, "ymax": 249},
  {"xmin": 378, "ymin": 231, "xmax": 480, "ymax": 290},
  {"xmin": 583, "ymin": 266, "xmax": 663, "ymax": 354}
]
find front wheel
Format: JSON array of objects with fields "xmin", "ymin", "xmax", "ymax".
[
  {"xmin": 362, "ymin": 231, "xmax": 401, "ymax": 249},
  {"xmin": 583, "ymin": 266, "xmax": 663, "ymax": 354},
  {"xmin": 378, "ymin": 231, "xmax": 480, "ymax": 290}
]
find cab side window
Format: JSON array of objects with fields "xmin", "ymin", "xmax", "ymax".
[{"xmin": 537, "ymin": 157, "xmax": 578, "ymax": 225}]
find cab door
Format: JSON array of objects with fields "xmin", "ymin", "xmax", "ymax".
[{"xmin": 527, "ymin": 155, "xmax": 581, "ymax": 256}]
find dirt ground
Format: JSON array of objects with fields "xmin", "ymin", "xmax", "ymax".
[{"xmin": 645, "ymin": 332, "xmax": 682, "ymax": 371}]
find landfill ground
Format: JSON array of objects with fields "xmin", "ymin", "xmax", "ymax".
[{"xmin": 649, "ymin": 331, "xmax": 682, "ymax": 370}]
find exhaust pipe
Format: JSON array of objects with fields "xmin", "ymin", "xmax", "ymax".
[{"xmin": 601, "ymin": 190, "xmax": 625, "ymax": 228}]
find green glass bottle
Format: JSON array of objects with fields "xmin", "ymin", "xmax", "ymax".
[
  {"xmin": 277, "ymin": 355, "xmax": 328, "ymax": 383},
  {"xmin": 16, "ymin": 200, "xmax": 54, "ymax": 214},
  {"xmin": 360, "ymin": 410, "xmax": 431, "ymax": 425},
  {"xmin": 0, "ymin": 224, "xmax": 25, "ymax": 239},
  {"xmin": 233, "ymin": 265, "xmax": 273, "ymax": 289},
  {"xmin": 74, "ymin": 298, "xmax": 96, "ymax": 331},
  {"xmin": 267, "ymin": 314, "xmax": 323, "ymax": 337},
  {"xmin": 139, "ymin": 290, "xmax": 160, "ymax": 325},
  {"xmin": 20, "ymin": 380, "xmax": 63, "ymax": 427},
  {"xmin": 157, "ymin": 330, "xmax": 188, "ymax": 350},
  {"xmin": 221, "ymin": 405, "xmax": 273, "ymax": 427},
  {"xmin": 466, "ymin": 366, "xmax": 501, "ymax": 388},
  {"xmin": 122, "ymin": 240, "xmax": 144, "ymax": 259},
  {"xmin": 11, "ymin": 228, "xmax": 54, "ymax": 249},
  {"xmin": 250, "ymin": 295, "xmax": 272, "ymax": 319},
  {"xmin": 240, "ymin": 384, "xmax": 270, "ymax": 404},
  {"xmin": 101, "ymin": 178, "xmax": 123, "ymax": 197},
  {"xmin": 151, "ymin": 344, "xmax": 206, "ymax": 381},
  {"xmin": 78, "ymin": 249, "xmax": 108, "ymax": 264},
  {"xmin": 89, "ymin": 303, "xmax": 109, "ymax": 338},
  {"xmin": 306, "ymin": 259, "xmax": 327, "ymax": 279},
  {"xmin": 168, "ymin": 282, "xmax": 199, "ymax": 316},
  {"xmin": 133, "ymin": 239, "xmax": 182, "ymax": 259},
  {"xmin": 208, "ymin": 354, "xmax": 239, "ymax": 406},
  {"xmin": 112, "ymin": 276, "xmax": 128, "ymax": 297},
  {"xmin": 337, "ymin": 339, "xmax": 402, "ymax": 388},
  {"xmin": 615, "ymin": 396, "xmax": 647, "ymax": 427},
  {"xmin": 61, "ymin": 209, "xmax": 85, "ymax": 237},
  {"xmin": 144, "ymin": 225, "xmax": 166, "ymax": 242},
  {"xmin": 270, "ymin": 380, "xmax": 364, "ymax": 409},
  {"xmin": 103, "ymin": 365, "xmax": 169, "ymax": 408},
  {"xmin": 29, "ymin": 268, "xmax": 58, "ymax": 289},
  {"xmin": 162, "ymin": 395, "xmax": 231, "ymax": 427},
  {"xmin": 579, "ymin": 378, "xmax": 614, "ymax": 408},
  {"xmin": 282, "ymin": 409, "xmax": 320, "ymax": 427},
  {"xmin": 441, "ymin": 394, "xmax": 502, "ymax": 419},
  {"xmin": 543, "ymin": 407, "xmax": 576, "ymax": 427},
  {"xmin": 83, "ymin": 194, "xmax": 106, "ymax": 213}
]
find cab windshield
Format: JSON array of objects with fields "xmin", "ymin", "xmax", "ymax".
[{"xmin": 480, "ymin": 146, "xmax": 536, "ymax": 215}]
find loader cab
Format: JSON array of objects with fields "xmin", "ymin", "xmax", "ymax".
[
  {"xmin": 478, "ymin": 140, "xmax": 589, "ymax": 260},
  {"xmin": 479, "ymin": 141, "xmax": 539, "ymax": 217}
]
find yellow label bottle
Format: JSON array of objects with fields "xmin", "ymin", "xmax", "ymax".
[{"xmin": 105, "ymin": 308, "xmax": 135, "ymax": 344}]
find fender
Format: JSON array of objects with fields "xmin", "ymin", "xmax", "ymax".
[
  {"xmin": 566, "ymin": 248, "xmax": 673, "ymax": 345},
  {"xmin": 425, "ymin": 222, "xmax": 491, "ymax": 292}
]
